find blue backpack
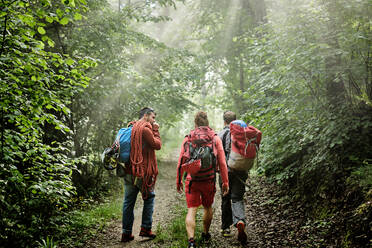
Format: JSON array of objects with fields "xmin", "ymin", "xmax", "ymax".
[{"xmin": 115, "ymin": 126, "xmax": 132, "ymax": 163}]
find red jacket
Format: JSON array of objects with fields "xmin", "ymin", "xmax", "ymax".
[
  {"xmin": 125, "ymin": 122, "xmax": 161, "ymax": 175},
  {"xmin": 176, "ymin": 128, "xmax": 229, "ymax": 190}
]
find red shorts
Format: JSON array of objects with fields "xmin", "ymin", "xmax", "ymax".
[{"xmin": 185, "ymin": 179, "xmax": 216, "ymax": 208}]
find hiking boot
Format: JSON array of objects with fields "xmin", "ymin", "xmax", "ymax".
[
  {"xmin": 188, "ymin": 238, "xmax": 196, "ymax": 248},
  {"xmin": 237, "ymin": 221, "xmax": 247, "ymax": 245},
  {"xmin": 139, "ymin": 227, "xmax": 156, "ymax": 239},
  {"xmin": 220, "ymin": 228, "xmax": 233, "ymax": 237},
  {"xmin": 201, "ymin": 232, "xmax": 211, "ymax": 243},
  {"xmin": 120, "ymin": 233, "xmax": 134, "ymax": 242}
]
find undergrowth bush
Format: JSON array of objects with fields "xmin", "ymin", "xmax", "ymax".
[
  {"xmin": 46, "ymin": 190, "xmax": 123, "ymax": 248},
  {"xmin": 232, "ymin": 0, "xmax": 372, "ymax": 246}
]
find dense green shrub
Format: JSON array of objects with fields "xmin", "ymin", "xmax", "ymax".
[{"xmin": 0, "ymin": 0, "xmax": 94, "ymax": 246}]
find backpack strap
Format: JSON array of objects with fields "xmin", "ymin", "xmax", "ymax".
[
  {"xmin": 221, "ymin": 127, "xmax": 231, "ymax": 161},
  {"xmin": 243, "ymin": 130, "xmax": 259, "ymax": 156},
  {"xmin": 211, "ymin": 134, "xmax": 217, "ymax": 186},
  {"xmin": 178, "ymin": 134, "xmax": 191, "ymax": 186},
  {"xmin": 211, "ymin": 134, "xmax": 217, "ymax": 168},
  {"xmin": 242, "ymin": 129, "xmax": 260, "ymax": 168},
  {"xmin": 222, "ymin": 128, "xmax": 229, "ymax": 148}
]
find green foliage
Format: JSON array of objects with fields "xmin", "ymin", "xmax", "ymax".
[
  {"xmin": 348, "ymin": 159, "xmax": 372, "ymax": 189},
  {"xmin": 342, "ymin": 189, "xmax": 372, "ymax": 247},
  {"xmin": 0, "ymin": 0, "xmax": 94, "ymax": 246},
  {"xmin": 186, "ymin": 0, "xmax": 371, "ymax": 246},
  {"xmin": 49, "ymin": 192, "xmax": 123, "ymax": 247},
  {"xmin": 36, "ymin": 236, "xmax": 58, "ymax": 248},
  {"xmin": 189, "ymin": 0, "xmax": 372, "ymax": 200},
  {"xmin": 155, "ymin": 204, "xmax": 204, "ymax": 247},
  {"xmin": 239, "ymin": 0, "xmax": 372, "ymax": 202},
  {"xmin": 189, "ymin": 0, "xmax": 268, "ymax": 115},
  {"xmin": 2, "ymin": 0, "xmax": 371, "ymax": 246},
  {"xmin": 61, "ymin": 0, "xmax": 201, "ymax": 198},
  {"xmin": 155, "ymin": 206, "xmax": 189, "ymax": 247},
  {"xmin": 2, "ymin": 0, "xmax": 202, "ymax": 245}
]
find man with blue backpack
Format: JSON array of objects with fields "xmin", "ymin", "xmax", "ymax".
[{"xmin": 119, "ymin": 107, "xmax": 162, "ymax": 243}]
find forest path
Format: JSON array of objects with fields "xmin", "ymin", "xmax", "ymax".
[
  {"xmin": 85, "ymin": 160, "xmax": 180, "ymax": 248},
  {"xmin": 85, "ymin": 161, "xmax": 314, "ymax": 248}
]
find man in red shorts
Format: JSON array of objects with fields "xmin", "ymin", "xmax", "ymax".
[{"xmin": 176, "ymin": 111, "xmax": 229, "ymax": 248}]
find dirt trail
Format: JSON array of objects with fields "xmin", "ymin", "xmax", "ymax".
[
  {"xmin": 85, "ymin": 160, "xmax": 318, "ymax": 248},
  {"xmin": 85, "ymin": 159, "xmax": 249, "ymax": 248},
  {"xmin": 85, "ymin": 160, "xmax": 182, "ymax": 248}
]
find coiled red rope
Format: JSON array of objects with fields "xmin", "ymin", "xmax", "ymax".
[{"xmin": 130, "ymin": 120, "xmax": 158, "ymax": 197}]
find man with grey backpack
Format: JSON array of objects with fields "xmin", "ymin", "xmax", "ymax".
[{"xmin": 218, "ymin": 111, "xmax": 262, "ymax": 245}]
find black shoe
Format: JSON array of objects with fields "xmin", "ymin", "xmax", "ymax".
[
  {"xmin": 201, "ymin": 232, "xmax": 211, "ymax": 243},
  {"xmin": 120, "ymin": 233, "xmax": 134, "ymax": 242},
  {"xmin": 188, "ymin": 238, "xmax": 196, "ymax": 248}
]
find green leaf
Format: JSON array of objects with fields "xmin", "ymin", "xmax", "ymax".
[
  {"xmin": 60, "ymin": 17, "xmax": 69, "ymax": 25},
  {"xmin": 66, "ymin": 58, "xmax": 74, "ymax": 66},
  {"xmin": 74, "ymin": 13, "xmax": 82, "ymax": 21},
  {"xmin": 21, "ymin": 15, "xmax": 36, "ymax": 27},
  {"xmin": 48, "ymin": 39, "xmax": 55, "ymax": 47},
  {"xmin": 45, "ymin": 16, "xmax": 53, "ymax": 23},
  {"xmin": 37, "ymin": 27, "xmax": 46, "ymax": 35},
  {"xmin": 56, "ymin": 8, "xmax": 63, "ymax": 18}
]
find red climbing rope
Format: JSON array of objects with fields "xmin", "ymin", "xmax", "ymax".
[{"xmin": 130, "ymin": 120, "xmax": 158, "ymax": 197}]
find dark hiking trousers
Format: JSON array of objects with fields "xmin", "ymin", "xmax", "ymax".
[
  {"xmin": 219, "ymin": 170, "xmax": 248, "ymax": 229},
  {"xmin": 219, "ymin": 172, "xmax": 232, "ymax": 230}
]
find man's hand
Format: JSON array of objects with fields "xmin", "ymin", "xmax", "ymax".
[
  {"xmin": 222, "ymin": 184, "xmax": 229, "ymax": 196},
  {"xmin": 152, "ymin": 122, "xmax": 159, "ymax": 130}
]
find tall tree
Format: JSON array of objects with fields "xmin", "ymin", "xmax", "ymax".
[{"xmin": 190, "ymin": 0, "xmax": 267, "ymax": 115}]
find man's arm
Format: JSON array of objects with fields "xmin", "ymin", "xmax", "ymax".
[
  {"xmin": 142, "ymin": 126, "xmax": 161, "ymax": 150},
  {"xmin": 215, "ymin": 136, "xmax": 229, "ymax": 195},
  {"xmin": 176, "ymin": 138, "xmax": 188, "ymax": 193}
]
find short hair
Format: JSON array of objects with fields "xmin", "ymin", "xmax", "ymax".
[
  {"xmin": 223, "ymin": 111, "xmax": 236, "ymax": 124},
  {"xmin": 194, "ymin": 111, "xmax": 209, "ymax": 127},
  {"xmin": 139, "ymin": 107, "xmax": 155, "ymax": 119}
]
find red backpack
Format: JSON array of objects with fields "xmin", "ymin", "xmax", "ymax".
[
  {"xmin": 228, "ymin": 120, "xmax": 262, "ymax": 171},
  {"xmin": 179, "ymin": 126, "xmax": 218, "ymax": 184}
]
